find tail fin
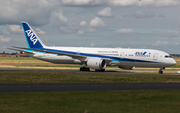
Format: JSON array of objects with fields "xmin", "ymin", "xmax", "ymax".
[{"xmin": 21, "ymin": 21, "xmax": 45, "ymax": 48}]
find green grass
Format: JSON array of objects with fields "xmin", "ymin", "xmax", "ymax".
[
  {"xmin": 0, "ymin": 57, "xmax": 81, "ymax": 67},
  {"xmin": 167, "ymin": 65, "xmax": 180, "ymax": 68},
  {"xmin": 0, "ymin": 57, "xmax": 34, "ymax": 60},
  {"xmin": 1, "ymin": 57, "xmax": 180, "ymax": 113},
  {"xmin": 1, "ymin": 71, "xmax": 180, "ymax": 83},
  {"xmin": 1, "ymin": 90, "xmax": 180, "ymax": 113}
]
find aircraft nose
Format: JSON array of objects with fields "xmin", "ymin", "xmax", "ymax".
[{"xmin": 170, "ymin": 58, "xmax": 176, "ymax": 66}]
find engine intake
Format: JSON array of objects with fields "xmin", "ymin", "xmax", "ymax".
[{"xmin": 87, "ymin": 58, "xmax": 106, "ymax": 70}]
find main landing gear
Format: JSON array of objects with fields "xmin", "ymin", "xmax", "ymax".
[
  {"xmin": 80, "ymin": 67, "xmax": 90, "ymax": 71},
  {"xmin": 159, "ymin": 67, "xmax": 165, "ymax": 74},
  {"xmin": 80, "ymin": 63, "xmax": 90, "ymax": 71}
]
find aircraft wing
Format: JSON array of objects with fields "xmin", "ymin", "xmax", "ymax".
[
  {"xmin": 7, "ymin": 48, "xmax": 34, "ymax": 54},
  {"xmin": 10, "ymin": 46, "xmax": 112, "ymax": 62}
]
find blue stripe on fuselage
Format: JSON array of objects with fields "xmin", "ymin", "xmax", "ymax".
[{"xmin": 30, "ymin": 47, "xmax": 159, "ymax": 63}]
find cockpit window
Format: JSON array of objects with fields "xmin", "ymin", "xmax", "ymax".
[{"xmin": 165, "ymin": 55, "xmax": 171, "ymax": 58}]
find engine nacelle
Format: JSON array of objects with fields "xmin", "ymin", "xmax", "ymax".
[
  {"xmin": 87, "ymin": 58, "xmax": 106, "ymax": 70},
  {"xmin": 118, "ymin": 66, "xmax": 135, "ymax": 70}
]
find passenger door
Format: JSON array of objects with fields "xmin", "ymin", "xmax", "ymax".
[
  {"xmin": 120, "ymin": 52, "xmax": 124, "ymax": 59},
  {"xmin": 153, "ymin": 53, "xmax": 158, "ymax": 60}
]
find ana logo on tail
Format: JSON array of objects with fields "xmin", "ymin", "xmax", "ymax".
[{"xmin": 25, "ymin": 30, "xmax": 38, "ymax": 45}]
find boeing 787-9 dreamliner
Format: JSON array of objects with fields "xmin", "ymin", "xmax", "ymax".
[{"xmin": 8, "ymin": 22, "xmax": 176, "ymax": 74}]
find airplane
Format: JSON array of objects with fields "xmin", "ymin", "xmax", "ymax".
[{"xmin": 8, "ymin": 21, "xmax": 176, "ymax": 74}]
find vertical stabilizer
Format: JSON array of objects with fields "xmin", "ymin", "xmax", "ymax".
[{"xmin": 21, "ymin": 21, "xmax": 45, "ymax": 48}]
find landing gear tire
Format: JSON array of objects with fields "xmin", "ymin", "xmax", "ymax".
[
  {"xmin": 95, "ymin": 69, "xmax": 105, "ymax": 72},
  {"xmin": 158, "ymin": 67, "xmax": 165, "ymax": 74},
  {"xmin": 158, "ymin": 71, "xmax": 163, "ymax": 74},
  {"xmin": 80, "ymin": 67, "xmax": 90, "ymax": 71}
]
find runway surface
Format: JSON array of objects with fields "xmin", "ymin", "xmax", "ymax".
[
  {"xmin": 0, "ymin": 68, "xmax": 180, "ymax": 93},
  {"xmin": 0, "ymin": 83, "xmax": 180, "ymax": 93},
  {"xmin": 1, "ymin": 67, "xmax": 179, "ymax": 74},
  {"xmin": 1, "ymin": 67, "xmax": 180, "ymax": 75}
]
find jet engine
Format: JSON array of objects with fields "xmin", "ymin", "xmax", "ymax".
[
  {"xmin": 87, "ymin": 58, "xmax": 106, "ymax": 70},
  {"xmin": 118, "ymin": 66, "xmax": 135, "ymax": 70}
]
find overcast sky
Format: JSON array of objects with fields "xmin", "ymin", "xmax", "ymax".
[{"xmin": 0, "ymin": 0, "xmax": 180, "ymax": 54}]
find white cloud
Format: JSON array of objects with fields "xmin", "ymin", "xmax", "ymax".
[
  {"xmin": 97, "ymin": 7, "xmax": 114, "ymax": 17},
  {"xmin": 115, "ymin": 29, "xmax": 135, "ymax": 33},
  {"xmin": 3, "ymin": 25, "xmax": 23, "ymax": 35},
  {"xmin": 89, "ymin": 28, "xmax": 96, "ymax": 32},
  {"xmin": 61, "ymin": 0, "xmax": 102, "ymax": 6},
  {"xmin": 3, "ymin": 25, "xmax": 45, "ymax": 35},
  {"xmin": 138, "ymin": 0, "xmax": 180, "ymax": 7},
  {"xmin": 53, "ymin": 11, "xmax": 67, "ymax": 22},
  {"xmin": 167, "ymin": 30, "xmax": 180, "ymax": 34},
  {"xmin": 152, "ymin": 41, "xmax": 168, "ymax": 46},
  {"xmin": 80, "ymin": 21, "xmax": 87, "ymax": 26},
  {"xmin": 90, "ymin": 43, "xmax": 94, "ymax": 46},
  {"xmin": 0, "ymin": 0, "xmax": 178, "ymax": 26},
  {"xmin": 153, "ymin": 29, "xmax": 164, "ymax": 34},
  {"xmin": 166, "ymin": 28, "xmax": 180, "ymax": 36},
  {"xmin": 0, "ymin": 36, "xmax": 11, "ymax": 43},
  {"xmin": 111, "ymin": 0, "xmax": 180, "ymax": 7},
  {"xmin": 138, "ymin": 0, "xmax": 156, "ymax": 6},
  {"xmin": 0, "ymin": 0, "xmax": 57, "ymax": 26},
  {"xmin": 133, "ymin": 11, "xmax": 155, "ymax": 18},
  {"xmin": 77, "ymin": 30, "xmax": 84, "ymax": 34},
  {"xmin": 36, "ymin": 29, "xmax": 46, "ymax": 35},
  {"xmin": 174, "ymin": 43, "xmax": 179, "ymax": 45},
  {"xmin": 89, "ymin": 17, "xmax": 106, "ymax": 27},
  {"xmin": 109, "ymin": 0, "xmax": 139, "ymax": 6},
  {"xmin": 60, "ymin": 0, "xmax": 180, "ymax": 7},
  {"xmin": 8, "ymin": 25, "xmax": 23, "ymax": 34}
]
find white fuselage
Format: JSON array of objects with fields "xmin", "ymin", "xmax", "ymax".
[
  {"xmin": 10, "ymin": 21, "xmax": 176, "ymax": 73},
  {"xmin": 26, "ymin": 46, "xmax": 176, "ymax": 68}
]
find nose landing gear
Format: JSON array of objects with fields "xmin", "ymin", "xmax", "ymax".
[
  {"xmin": 159, "ymin": 70, "xmax": 163, "ymax": 74},
  {"xmin": 159, "ymin": 67, "xmax": 165, "ymax": 74}
]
